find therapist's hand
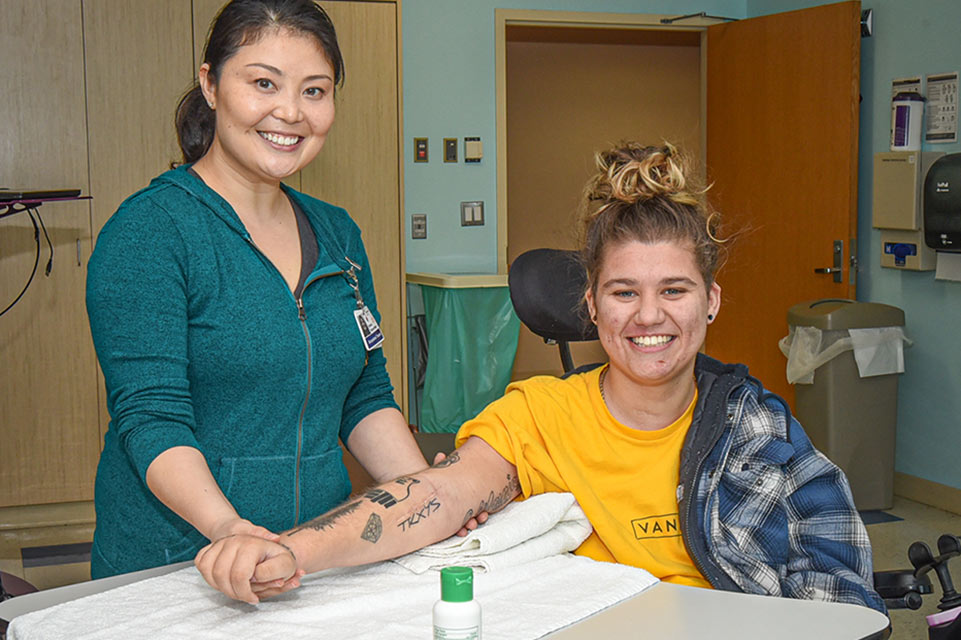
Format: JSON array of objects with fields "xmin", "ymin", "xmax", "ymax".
[
  {"xmin": 195, "ymin": 534, "xmax": 300, "ymax": 604},
  {"xmin": 433, "ymin": 452, "xmax": 490, "ymax": 536}
]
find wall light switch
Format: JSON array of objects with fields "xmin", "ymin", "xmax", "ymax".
[
  {"xmin": 414, "ymin": 137, "xmax": 428, "ymax": 163},
  {"xmin": 464, "ymin": 137, "xmax": 482, "ymax": 163},
  {"xmin": 460, "ymin": 201, "xmax": 484, "ymax": 226},
  {"xmin": 411, "ymin": 214, "xmax": 427, "ymax": 239},
  {"xmin": 444, "ymin": 138, "xmax": 458, "ymax": 162}
]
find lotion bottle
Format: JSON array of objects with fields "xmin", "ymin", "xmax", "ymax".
[{"xmin": 433, "ymin": 566, "xmax": 481, "ymax": 640}]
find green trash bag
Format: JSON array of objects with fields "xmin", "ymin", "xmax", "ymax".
[{"xmin": 419, "ymin": 285, "xmax": 520, "ymax": 433}]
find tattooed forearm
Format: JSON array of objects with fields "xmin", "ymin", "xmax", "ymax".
[
  {"xmin": 288, "ymin": 500, "xmax": 362, "ymax": 536},
  {"xmin": 364, "ymin": 477, "xmax": 420, "ymax": 509},
  {"xmin": 431, "ymin": 450, "xmax": 461, "ymax": 468},
  {"xmin": 397, "ymin": 497, "xmax": 441, "ymax": 531},
  {"xmin": 360, "ymin": 513, "xmax": 383, "ymax": 543},
  {"xmin": 476, "ymin": 474, "xmax": 520, "ymax": 515}
]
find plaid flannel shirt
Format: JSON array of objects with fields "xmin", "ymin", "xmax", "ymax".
[{"xmin": 681, "ymin": 355, "xmax": 886, "ymax": 613}]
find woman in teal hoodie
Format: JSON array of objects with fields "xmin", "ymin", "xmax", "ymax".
[{"xmin": 85, "ymin": 0, "xmax": 441, "ymax": 578}]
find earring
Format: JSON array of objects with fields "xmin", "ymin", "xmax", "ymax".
[{"xmin": 707, "ymin": 314, "xmax": 714, "ymax": 322}]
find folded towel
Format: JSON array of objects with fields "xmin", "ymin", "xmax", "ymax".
[
  {"xmin": 393, "ymin": 492, "xmax": 592, "ymax": 573},
  {"xmin": 8, "ymin": 556, "xmax": 658, "ymax": 640}
]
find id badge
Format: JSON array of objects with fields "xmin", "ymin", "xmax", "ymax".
[{"xmin": 354, "ymin": 305, "xmax": 385, "ymax": 351}]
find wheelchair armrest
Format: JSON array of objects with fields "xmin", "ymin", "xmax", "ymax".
[{"xmin": 874, "ymin": 568, "xmax": 933, "ymax": 610}]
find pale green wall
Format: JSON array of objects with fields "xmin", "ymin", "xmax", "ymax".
[
  {"xmin": 401, "ymin": 0, "xmax": 745, "ymax": 274},
  {"xmin": 757, "ymin": 0, "xmax": 961, "ymax": 491},
  {"xmin": 403, "ymin": 0, "xmax": 961, "ymax": 491}
]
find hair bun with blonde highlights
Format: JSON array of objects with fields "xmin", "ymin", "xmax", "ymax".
[{"xmin": 586, "ymin": 142, "xmax": 700, "ymax": 209}]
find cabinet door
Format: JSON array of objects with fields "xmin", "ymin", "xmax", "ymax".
[
  {"xmin": 300, "ymin": 1, "xmax": 406, "ymax": 411},
  {"xmin": 83, "ymin": 0, "xmax": 195, "ymax": 439},
  {"xmin": 0, "ymin": 0, "xmax": 99, "ymax": 506}
]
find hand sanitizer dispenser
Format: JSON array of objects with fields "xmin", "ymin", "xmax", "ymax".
[{"xmin": 873, "ymin": 151, "xmax": 943, "ymax": 270}]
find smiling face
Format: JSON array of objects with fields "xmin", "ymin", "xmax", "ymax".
[
  {"xmin": 585, "ymin": 240, "xmax": 721, "ymax": 392},
  {"xmin": 198, "ymin": 28, "xmax": 335, "ymax": 184}
]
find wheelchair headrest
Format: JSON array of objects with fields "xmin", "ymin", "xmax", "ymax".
[{"xmin": 508, "ymin": 248, "xmax": 598, "ymax": 343}]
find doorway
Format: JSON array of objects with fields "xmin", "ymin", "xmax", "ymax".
[{"xmin": 502, "ymin": 18, "xmax": 704, "ymax": 379}]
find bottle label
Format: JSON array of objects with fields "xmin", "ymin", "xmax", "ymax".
[{"xmin": 433, "ymin": 624, "xmax": 480, "ymax": 640}]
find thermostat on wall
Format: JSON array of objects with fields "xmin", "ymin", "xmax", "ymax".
[{"xmin": 464, "ymin": 137, "xmax": 483, "ymax": 163}]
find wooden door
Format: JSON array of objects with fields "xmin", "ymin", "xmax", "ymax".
[
  {"xmin": 0, "ymin": 1, "xmax": 101, "ymax": 506},
  {"xmin": 300, "ymin": 2, "xmax": 406, "ymax": 410},
  {"xmin": 704, "ymin": 1, "xmax": 861, "ymax": 407}
]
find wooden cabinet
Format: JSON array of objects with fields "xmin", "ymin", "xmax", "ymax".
[
  {"xmin": 0, "ymin": 0, "xmax": 101, "ymax": 508},
  {"xmin": 0, "ymin": 1, "xmax": 405, "ymax": 516}
]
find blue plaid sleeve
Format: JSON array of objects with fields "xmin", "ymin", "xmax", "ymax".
[{"xmin": 781, "ymin": 415, "xmax": 886, "ymax": 613}]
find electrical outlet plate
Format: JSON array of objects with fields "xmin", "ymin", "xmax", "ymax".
[
  {"xmin": 444, "ymin": 138, "xmax": 458, "ymax": 162},
  {"xmin": 414, "ymin": 137, "xmax": 428, "ymax": 163},
  {"xmin": 411, "ymin": 214, "xmax": 427, "ymax": 239},
  {"xmin": 460, "ymin": 201, "xmax": 484, "ymax": 226},
  {"xmin": 464, "ymin": 137, "xmax": 482, "ymax": 163}
]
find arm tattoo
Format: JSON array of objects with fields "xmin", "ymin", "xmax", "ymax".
[
  {"xmin": 397, "ymin": 497, "xmax": 441, "ymax": 531},
  {"xmin": 431, "ymin": 450, "xmax": 461, "ymax": 468},
  {"xmin": 361, "ymin": 513, "xmax": 383, "ymax": 543},
  {"xmin": 364, "ymin": 477, "xmax": 420, "ymax": 509},
  {"xmin": 288, "ymin": 500, "xmax": 362, "ymax": 536},
  {"xmin": 476, "ymin": 474, "xmax": 520, "ymax": 515}
]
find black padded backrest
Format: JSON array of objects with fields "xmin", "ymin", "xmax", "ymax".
[{"xmin": 508, "ymin": 248, "xmax": 598, "ymax": 343}]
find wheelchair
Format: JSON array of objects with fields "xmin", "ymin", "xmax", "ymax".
[{"xmin": 508, "ymin": 248, "xmax": 961, "ymax": 639}]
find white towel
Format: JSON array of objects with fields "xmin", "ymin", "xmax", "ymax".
[
  {"xmin": 8, "ymin": 557, "xmax": 657, "ymax": 640},
  {"xmin": 393, "ymin": 492, "xmax": 593, "ymax": 573},
  {"xmin": 8, "ymin": 493, "xmax": 658, "ymax": 640}
]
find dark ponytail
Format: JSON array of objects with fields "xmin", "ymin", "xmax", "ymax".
[
  {"xmin": 174, "ymin": 0, "xmax": 345, "ymax": 165},
  {"xmin": 175, "ymin": 87, "xmax": 217, "ymax": 164}
]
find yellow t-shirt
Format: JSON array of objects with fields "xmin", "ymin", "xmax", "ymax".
[{"xmin": 456, "ymin": 365, "xmax": 710, "ymax": 588}]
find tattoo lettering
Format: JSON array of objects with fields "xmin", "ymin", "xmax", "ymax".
[
  {"xmin": 431, "ymin": 451, "xmax": 461, "ymax": 469},
  {"xmin": 361, "ymin": 513, "xmax": 383, "ymax": 543},
  {"xmin": 476, "ymin": 474, "xmax": 520, "ymax": 515},
  {"xmin": 288, "ymin": 500, "xmax": 362, "ymax": 536},
  {"xmin": 397, "ymin": 497, "xmax": 441, "ymax": 531},
  {"xmin": 462, "ymin": 508, "xmax": 475, "ymax": 526},
  {"xmin": 364, "ymin": 477, "xmax": 420, "ymax": 508}
]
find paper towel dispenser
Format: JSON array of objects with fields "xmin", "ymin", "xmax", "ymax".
[{"xmin": 924, "ymin": 153, "xmax": 961, "ymax": 250}]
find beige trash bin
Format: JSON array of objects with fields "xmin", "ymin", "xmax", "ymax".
[{"xmin": 785, "ymin": 299, "xmax": 906, "ymax": 511}]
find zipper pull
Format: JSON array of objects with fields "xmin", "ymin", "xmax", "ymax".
[{"xmin": 297, "ymin": 297, "xmax": 306, "ymax": 321}]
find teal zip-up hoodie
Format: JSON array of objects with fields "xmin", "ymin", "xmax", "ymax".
[{"xmin": 86, "ymin": 166, "xmax": 398, "ymax": 577}]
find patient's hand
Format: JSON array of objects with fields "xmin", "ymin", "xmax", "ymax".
[
  {"xmin": 208, "ymin": 516, "xmax": 280, "ymax": 544},
  {"xmin": 195, "ymin": 534, "xmax": 299, "ymax": 604},
  {"xmin": 433, "ymin": 452, "xmax": 490, "ymax": 536}
]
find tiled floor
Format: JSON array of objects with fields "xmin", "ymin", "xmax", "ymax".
[{"xmin": 2, "ymin": 496, "xmax": 960, "ymax": 638}]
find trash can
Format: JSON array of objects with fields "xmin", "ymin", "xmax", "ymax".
[
  {"xmin": 780, "ymin": 299, "xmax": 909, "ymax": 510},
  {"xmin": 406, "ymin": 273, "xmax": 521, "ymax": 433}
]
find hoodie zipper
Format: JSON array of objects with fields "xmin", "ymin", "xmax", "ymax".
[
  {"xmin": 242, "ymin": 234, "xmax": 347, "ymax": 525},
  {"xmin": 292, "ymin": 270, "xmax": 343, "ymax": 523}
]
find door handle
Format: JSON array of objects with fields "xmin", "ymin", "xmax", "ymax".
[{"xmin": 814, "ymin": 240, "xmax": 844, "ymax": 283}]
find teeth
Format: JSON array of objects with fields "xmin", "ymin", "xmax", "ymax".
[
  {"xmin": 630, "ymin": 335, "xmax": 672, "ymax": 347},
  {"xmin": 259, "ymin": 132, "xmax": 299, "ymax": 146}
]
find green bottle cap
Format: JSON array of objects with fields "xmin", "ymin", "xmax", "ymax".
[{"xmin": 440, "ymin": 566, "xmax": 474, "ymax": 603}]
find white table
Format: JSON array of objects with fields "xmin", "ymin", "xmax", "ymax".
[{"xmin": 0, "ymin": 562, "xmax": 890, "ymax": 640}]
